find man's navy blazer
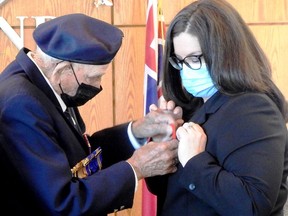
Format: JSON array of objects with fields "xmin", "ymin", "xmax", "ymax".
[{"xmin": 0, "ymin": 48, "xmax": 136, "ymax": 215}]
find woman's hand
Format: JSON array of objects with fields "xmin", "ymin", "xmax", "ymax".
[{"xmin": 176, "ymin": 122, "xmax": 207, "ymax": 166}]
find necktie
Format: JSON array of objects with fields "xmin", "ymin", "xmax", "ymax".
[{"xmin": 64, "ymin": 108, "xmax": 82, "ymax": 134}]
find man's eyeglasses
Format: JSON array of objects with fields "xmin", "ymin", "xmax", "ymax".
[{"xmin": 169, "ymin": 54, "xmax": 203, "ymax": 70}]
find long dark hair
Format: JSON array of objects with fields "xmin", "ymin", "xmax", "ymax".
[{"xmin": 162, "ymin": 0, "xmax": 288, "ymax": 121}]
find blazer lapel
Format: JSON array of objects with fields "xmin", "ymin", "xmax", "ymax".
[
  {"xmin": 191, "ymin": 92, "xmax": 230, "ymax": 125},
  {"xmin": 16, "ymin": 48, "xmax": 90, "ymax": 154}
]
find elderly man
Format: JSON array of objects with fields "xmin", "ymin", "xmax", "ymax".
[{"xmin": 0, "ymin": 13, "xmax": 182, "ymax": 216}]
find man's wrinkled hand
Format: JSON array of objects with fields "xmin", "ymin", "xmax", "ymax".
[
  {"xmin": 132, "ymin": 99, "xmax": 183, "ymax": 141},
  {"xmin": 127, "ymin": 139, "xmax": 179, "ymax": 180}
]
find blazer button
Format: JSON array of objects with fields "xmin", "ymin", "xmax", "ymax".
[{"xmin": 189, "ymin": 183, "xmax": 196, "ymax": 191}]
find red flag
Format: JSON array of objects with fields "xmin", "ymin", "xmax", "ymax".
[{"xmin": 142, "ymin": 0, "xmax": 166, "ymax": 215}]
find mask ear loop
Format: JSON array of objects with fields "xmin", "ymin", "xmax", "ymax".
[
  {"xmin": 55, "ymin": 60, "xmax": 66, "ymax": 94},
  {"xmin": 59, "ymin": 83, "xmax": 65, "ymax": 93},
  {"xmin": 70, "ymin": 64, "xmax": 80, "ymax": 86}
]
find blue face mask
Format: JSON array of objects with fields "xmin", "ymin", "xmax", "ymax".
[{"xmin": 180, "ymin": 64, "xmax": 217, "ymax": 98}]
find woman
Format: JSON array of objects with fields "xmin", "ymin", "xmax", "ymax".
[{"xmin": 146, "ymin": 0, "xmax": 288, "ymax": 215}]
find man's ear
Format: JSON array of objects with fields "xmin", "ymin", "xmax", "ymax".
[
  {"xmin": 50, "ymin": 66, "xmax": 62, "ymax": 85},
  {"xmin": 49, "ymin": 62, "xmax": 72, "ymax": 93},
  {"xmin": 50, "ymin": 61, "xmax": 69, "ymax": 84}
]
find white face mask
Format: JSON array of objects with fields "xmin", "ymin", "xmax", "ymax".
[{"xmin": 180, "ymin": 64, "xmax": 217, "ymax": 98}]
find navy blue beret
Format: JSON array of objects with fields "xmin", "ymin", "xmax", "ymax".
[{"xmin": 33, "ymin": 13, "xmax": 124, "ymax": 65}]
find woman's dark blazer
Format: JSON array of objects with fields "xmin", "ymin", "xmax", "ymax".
[
  {"xmin": 0, "ymin": 48, "xmax": 136, "ymax": 216},
  {"xmin": 146, "ymin": 91, "xmax": 288, "ymax": 216}
]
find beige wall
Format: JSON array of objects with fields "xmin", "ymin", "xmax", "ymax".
[{"xmin": 1, "ymin": 0, "xmax": 287, "ymax": 215}]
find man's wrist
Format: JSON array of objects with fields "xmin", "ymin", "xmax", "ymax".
[
  {"xmin": 128, "ymin": 122, "xmax": 147, "ymax": 148},
  {"xmin": 126, "ymin": 160, "xmax": 139, "ymax": 192}
]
